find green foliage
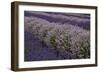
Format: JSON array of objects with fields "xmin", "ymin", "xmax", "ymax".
[
  {"xmin": 50, "ymin": 35, "xmax": 57, "ymax": 48},
  {"xmin": 78, "ymin": 41, "xmax": 90, "ymax": 58}
]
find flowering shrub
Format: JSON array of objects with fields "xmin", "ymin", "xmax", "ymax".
[{"xmin": 24, "ymin": 12, "xmax": 90, "ymax": 59}]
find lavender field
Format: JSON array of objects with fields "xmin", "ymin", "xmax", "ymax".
[{"xmin": 24, "ymin": 11, "xmax": 90, "ymax": 61}]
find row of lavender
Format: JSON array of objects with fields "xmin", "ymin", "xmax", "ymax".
[
  {"xmin": 25, "ymin": 11, "xmax": 90, "ymax": 30},
  {"xmin": 24, "ymin": 11, "xmax": 90, "ymax": 61}
]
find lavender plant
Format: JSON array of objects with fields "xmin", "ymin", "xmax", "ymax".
[{"xmin": 24, "ymin": 12, "xmax": 90, "ymax": 59}]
